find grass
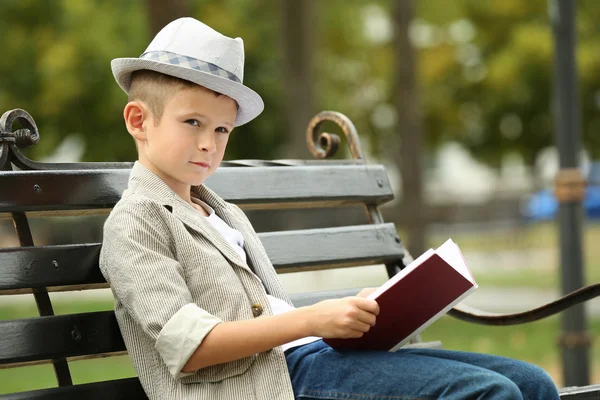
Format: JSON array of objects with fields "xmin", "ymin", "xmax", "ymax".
[
  {"xmin": 425, "ymin": 221, "xmax": 600, "ymax": 289},
  {"xmin": 0, "ymin": 357, "xmax": 137, "ymax": 395},
  {"xmin": 420, "ymin": 316, "xmax": 600, "ymax": 388},
  {"xmin": 1, "ymin": 297, "xmax": 599, "ymax": 393},
  {"xmin": 422, "ymin": 316, "xmax": 600, "ymax": 368}
]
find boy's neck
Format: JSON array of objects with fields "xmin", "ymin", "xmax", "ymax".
[{"xmin": 137, "ymin": 158, "xmax": 195, "ymax": 206}]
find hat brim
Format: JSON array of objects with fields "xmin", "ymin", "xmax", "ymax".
[{"xmin": 111, "ymin": 58, "xmax": 264, "ymax": 127}]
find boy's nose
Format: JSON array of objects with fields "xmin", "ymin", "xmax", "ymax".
[{"xmin": 198, "ymin": 133, "xmax": 217, "ymax": 153}]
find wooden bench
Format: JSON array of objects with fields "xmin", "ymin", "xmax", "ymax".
[{"xmin": 0, "ymin": 108, "xmax": 599, "ymax": 399}]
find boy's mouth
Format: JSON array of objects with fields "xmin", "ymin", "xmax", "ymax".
[{"xmin": 190, "ymin": 161, "xmax": 210, "ymax": 168}]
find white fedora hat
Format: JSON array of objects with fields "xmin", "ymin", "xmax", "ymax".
[{"xmin": 111, "ymin": 17, "xmax": 264, "ymax": 127}]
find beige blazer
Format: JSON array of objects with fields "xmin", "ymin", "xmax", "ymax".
[{"xmin": 99, "ymin": 162, "xmax": 296, "ymax": 400}]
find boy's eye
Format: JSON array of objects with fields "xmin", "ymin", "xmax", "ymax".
[
  {"xmin": 216, "ymin": 127, "xmax": 230, "ymax": 134},
  {"xmin": 185, "ymin": 119, "xmax": 199, "ymax": 126}
]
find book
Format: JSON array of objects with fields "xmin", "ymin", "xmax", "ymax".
[{"xmin": 323, "ymin": 238, "xmax": 477, "ymax": 352}]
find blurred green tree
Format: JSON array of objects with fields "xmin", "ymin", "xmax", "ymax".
[
  {"xmin": 413, "ymin": 0, "xmax": 600, "ymax": 164},
  {"xmin": 311, "ymin": 0, "xmax": 600, "ymax": 165},
  {"xmin": 1, "ymin": 0, "xmax": 600, "ymax": 165},
  {"xmin": 0, "ymin": 0, "xmax": 147, "ymax": 161},
  {"xmin": 0, "ymin": 0, "xmax": 286, "ymax": 162}
]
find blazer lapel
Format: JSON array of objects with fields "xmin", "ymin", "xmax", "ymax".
[
  {"xmin": 171, "ymin": 199, "xmax": 253, "ymax": 273},
  {"xmin": 173, "ymin": 201, "xmax": 251, "ymax": 271},
  {"xmin": 192, "ymin": 182, "xmax": 285, "ymax": 299},
  {"xmin": 191, "ymin": 184, "xmax": 278, "ymax": 288},
  {"xmin": 217, "ymin": 205, "xmax": 295, "ymax": 303},
  {"xmin": 127, "ymin": 162, "xmax": 259, "ymax": 276},
  {"xmin": 221, "ymin": 211, "xmax": 270, "ymax": 273}
]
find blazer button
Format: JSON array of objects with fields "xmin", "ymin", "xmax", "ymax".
[{"xmin": 251, "ymin": 303, "xmax": 263, "ymax": 317}]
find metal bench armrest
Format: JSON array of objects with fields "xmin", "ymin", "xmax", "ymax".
[{"xmin": 449, "ymin": 283, "xmax": 600, "ymax": 325}]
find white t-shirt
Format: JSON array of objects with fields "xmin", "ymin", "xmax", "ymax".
[{"xmin": 192, "ymin": 198, "xmax": 320, "ymax": 352}]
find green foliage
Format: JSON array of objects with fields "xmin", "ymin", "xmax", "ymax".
[
  {"xmin": 312, "ymin": 0, "xmax": 600, "ymax": 165},
  {"xmin": 0, "ymin": 0, "xmax": 146, "ymax": 161},
  {"xmin": 1, "ymin": 1, "xmax": 600, "ymax": 164},
  {"xmin": 414, "ymin": 0, "xmax": 600, "ymax": 164},
  {"xmin": 0, "ymin": 0, "xmax": 285, "ymax": 162}
]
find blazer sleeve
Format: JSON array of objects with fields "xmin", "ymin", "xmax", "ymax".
[{"xmin": 99, "ymin": 201, "xmax": 222, "ymax": 379}]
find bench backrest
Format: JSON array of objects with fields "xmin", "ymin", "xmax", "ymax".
[{"xmin": 0, "ymin": 109, "xmax": 407, "ymax": 399}]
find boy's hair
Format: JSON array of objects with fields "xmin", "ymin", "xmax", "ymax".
[
  {"xmin": 128, "ymin": 70, "xmax": 197, "ymax": 125},
  {"xmin": 128, "ymin": 70, "xmax": 237, "ymax": 126}
]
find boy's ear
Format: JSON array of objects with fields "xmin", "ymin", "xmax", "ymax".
[{"xmin": 123, "ymin": 101, "xmax": 148, "ymax": 142}]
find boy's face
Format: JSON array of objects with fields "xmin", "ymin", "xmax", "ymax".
[{"xmin": 137, "ymin": 85, "xmax": 237, "ymax": 194}]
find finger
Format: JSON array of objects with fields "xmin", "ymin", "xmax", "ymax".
[
  {"xmin": 341, "ymin": 319, "xmax": 371, "ymax": 336},
  {"xmin": 348, "ymin": 330, "xmax": 365, "ymax": 339},
  {"xmin": 355, "ymin": 298, "xmax": 380, "ymax": 315},
  {"xmin": 355, "ymin": 309, "xmax": 377, "ymax": 326},
  {"xmin": 350, "ymin": 320, "xmax": 372, "ymax": 333}
]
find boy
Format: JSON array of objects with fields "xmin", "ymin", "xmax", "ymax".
[{"xmin": 100, "ymin": 17, "xmax": 560, "ymax": 399}]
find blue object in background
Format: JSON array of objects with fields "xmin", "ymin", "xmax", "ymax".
[
  {"xmin": 523, "ymin": 189, "xmax": 558, "ymax": 221},
  {"xmin": 523, "ymin": 162, "xmax": 600, "ymax": 221}
]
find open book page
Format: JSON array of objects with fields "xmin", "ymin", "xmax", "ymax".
[
  {"xmin": 366, "ymin": 248, "xmax": 435, "ymax": 300},
  {"xmin": 435, "ymin": 239, "xmax": 477, "ymax": 286}
]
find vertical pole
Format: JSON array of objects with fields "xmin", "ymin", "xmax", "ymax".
[
  {"xmin": 549, "ymin": 0, "xmax": 590, "ymax": 386},
  {"xmin": 282, "ymin": 0, "xmax": 314, "ymax": 159},
  {"xmin": 393, "ymin": 0, "xmax": 426, "ymax": 258}
]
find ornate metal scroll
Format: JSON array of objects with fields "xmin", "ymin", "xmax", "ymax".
[
  {"xmin": 306, "ymin": 111, "xmax": 364, "ymax": 160},
  {"xmin": 305, "ymin": 111, "xmax": 411, "ymax": 278},
  {"xmin": 0, "ymin": 109, "xmax": 40, "ymax": 170},
  {"xmin": 0, "ymin": 108, "xmax": 134, "ymax": 170}
]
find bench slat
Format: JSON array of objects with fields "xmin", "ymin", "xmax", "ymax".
[
  {"xmin": 0, "ymin": 311, "xmax": 124, "ymax": 366},
  {"xmin": 0, "ymin": 244, "xmax": 104, "ymax": 294},
  {"xmin": 0, "ymin": 378, "xmax": 146, "ymax": 400},
  {"xmin": 261, "ymin": 223, "xmax": 403, "ymax": 271},
  {"xmin": 0, "ymin": 224, "xmax": 403, "ymax": 294},
  {"xmin": 1, "ymin": 287, "xmax": 383, "ymax": 366},
  {"xmin": 0, "ymin": 288, "xmax": 374, "ymax": 366},
  {"xmin": 0, "ymin": 165, "xmax": 393, "ymax": 214},
  {"xmin": 558, "ymin": 384, "xmax": 600, "ymax": 399}
]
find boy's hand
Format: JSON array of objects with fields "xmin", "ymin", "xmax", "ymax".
[
  {"xmin": 356, "ymin": 287, "xmax": 378, "ymax": 298},
  {"xmin": 305, "ymin": 297, "xmax": 379, "ymax": 339}
]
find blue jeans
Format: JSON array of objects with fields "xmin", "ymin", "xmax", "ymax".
[{"xmin": 285, "ymin": 340, "xmax": 559, "ymax": 399}]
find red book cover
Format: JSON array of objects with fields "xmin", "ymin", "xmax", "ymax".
[{"xmin": 323, "ymin": 240, "xmax": 476, "ymax": 352}]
